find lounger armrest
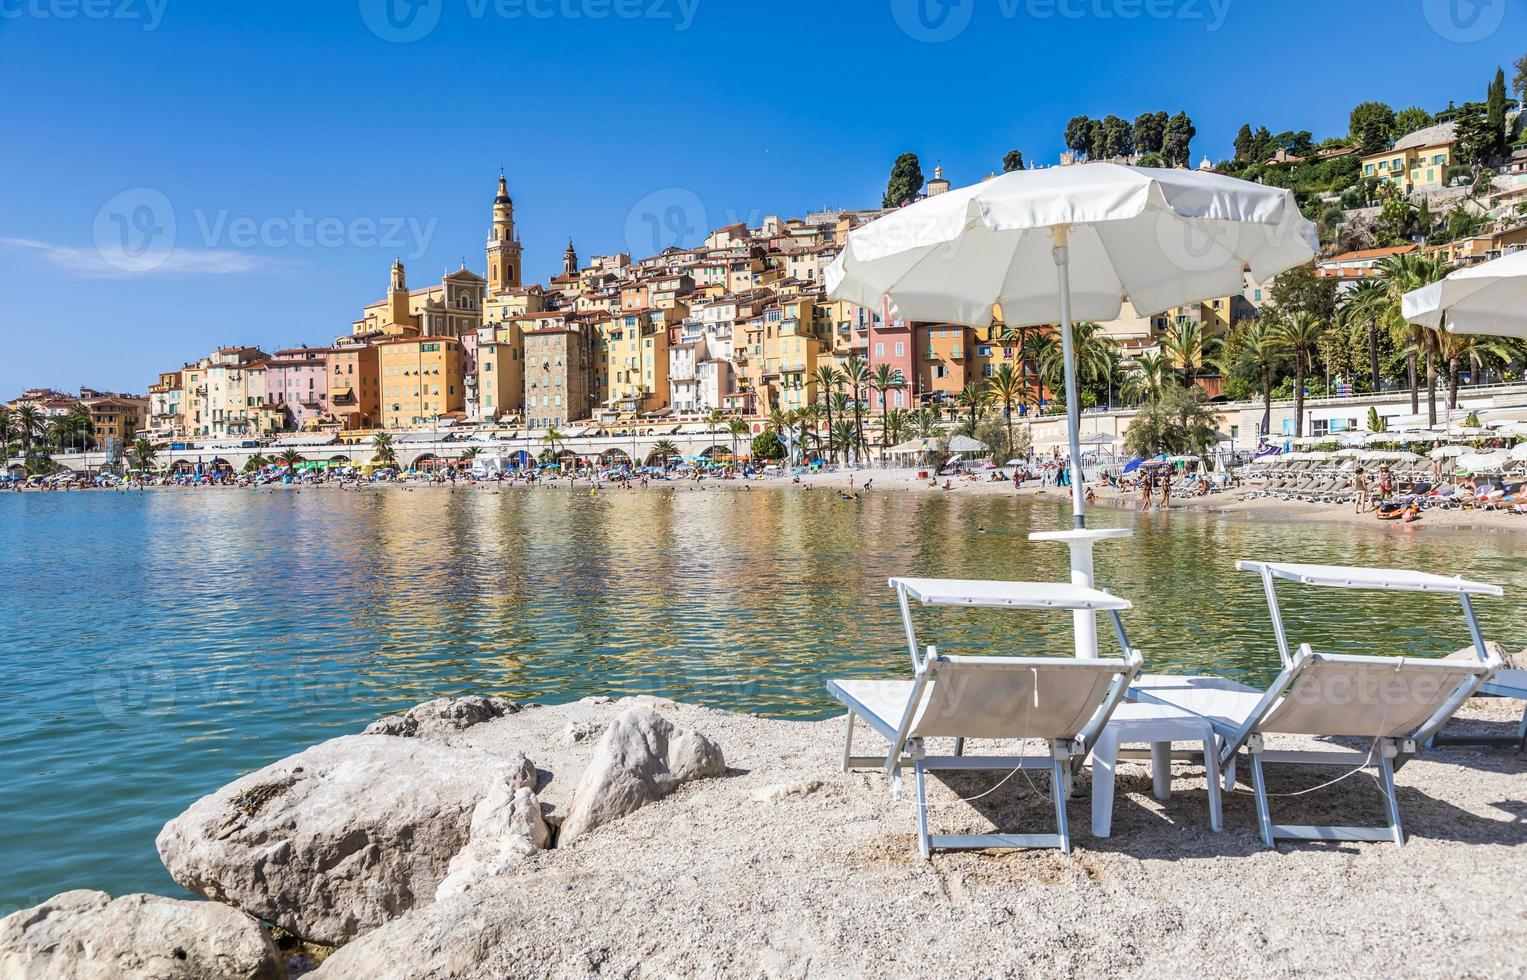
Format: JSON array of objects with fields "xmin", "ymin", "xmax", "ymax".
[{"xmin": 1076, "ymin": 648, "xmax": 1144, "ymax": 755}]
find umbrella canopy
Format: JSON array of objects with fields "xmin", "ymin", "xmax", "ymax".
[
  {"xmin": 887, "ymin": 438, "xmax": 936, "ymax": 454},
  {"xmin": 825, "ymin": 164, "xmax": 1315, "ymax": 528},
  {"xmin": 1429, "ymin": 444, "xmax": 1468, "ymax": 459},
  {"xmin": 1402, "ymin": 248, "xmax": 1527, "ymax": 338},
  {"xmin": 1510, "ymin": 443, "xmax": 1527, "ymax": 462},
  {"xmin": 946, "ymin": 435, "xmax": 988, "ymax": 453},
  {"xmin": 1457, "ymin": 450, "xmax": 1511, "ymax": 472}
]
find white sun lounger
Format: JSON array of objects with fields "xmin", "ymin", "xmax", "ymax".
[
  {"xmin": 828, "ymin": 578, "xmax": 1142, "ymax": 857},
  {"xmin": 1132, "ymin": 562, "xmax": 1503, "ymax": 847},
  {"xmin": 1449, "ymin": 668, "xmax": 1527, "ymax": 750}
]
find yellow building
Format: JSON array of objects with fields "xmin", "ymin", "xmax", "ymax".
[
  {"xmin": 599, "ymin": 309, "xmax": 673, "ymax": 416},
  {"xmin": 1360, "ymin": 121, "xmax": 1456, "ymax": 193},
  {"xmin": 475, "ymin": 322, "xmax": 524, "ymax": 422},
  {"xmin": 377, "ymin": 336, "xmax": 464, "ymax": 429},
  {"xmin": 80, "ymin": 393, "xmax": 150, "ymax": 449},
  {"xmin": 147, "ymin": 371, "xmax": 184, "ymax": 436},
  {"xmin": 351, "ymin": 259, "xmax": 486, "ymax": 339}
]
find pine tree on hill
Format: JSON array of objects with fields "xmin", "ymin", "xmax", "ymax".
[
  {"xmin": 1002, "ymin": 149, "xmax": 1024, "ymax": 172},
  {"xmin": 882, "ymin": 153, "xmax": 924, "ymax": 209}
]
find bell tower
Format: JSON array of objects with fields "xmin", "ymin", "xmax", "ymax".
[
  {"xmin": 486, "ymin": 171, "xmax": 523, "ymax": 295},
  {"xmin": 563, "ymin": 239, "xmax": 578, "ymax": 276}
]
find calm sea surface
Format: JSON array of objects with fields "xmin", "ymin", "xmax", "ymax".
[{"xmin": 1, "ymin": 486, "xmax": 1522, "ymax": 906}]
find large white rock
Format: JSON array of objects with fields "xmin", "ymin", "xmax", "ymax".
[
  {"xmin": 434, "ymin": 783, "xmax": 550, "ymax": 901},
  {"xmin": 557, "ymin": 707, "xmax": 725, "ymax": 844},
  {"xmin": 363, "ymin": 696, "xmax": 526, "ymax": 740},
  {"xmin": 0, "ymin": 890, "xmax": 283, "ymax": 980},
  {"xmin": 156, "ymin": 734, "xmax": 537, "ymax": 946}
]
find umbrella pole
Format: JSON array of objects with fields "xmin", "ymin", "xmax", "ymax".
[{"xmin": 1053, "ymin": 226, "xmax": 1086, "ymax": 528}]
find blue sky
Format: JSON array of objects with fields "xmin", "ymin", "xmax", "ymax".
[{"xmin": 1, "ymin": 0, "xmax": 1521, "ymax": 396}]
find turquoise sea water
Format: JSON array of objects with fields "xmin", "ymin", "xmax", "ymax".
[{"xmin": 1, "ymin": 486, "xmax": 1523, "ymax": 907}]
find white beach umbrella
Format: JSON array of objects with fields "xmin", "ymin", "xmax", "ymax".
[
  {"xmin": 1510, "ymin": 443, "xmax": 1527, "ymax": 462},
  {"xmin": 1402, "ymin": 248, "xmax": 1527, "ymax": 338},
  {"xmin": 1429, "ymin": 444, "xmax": 1468, "ymax": 459},
  {"xmin": 825, "ymin": 163, "xmax": 1317, "ymax": 527}
]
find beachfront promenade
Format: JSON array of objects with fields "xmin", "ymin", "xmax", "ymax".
[{"xmin": 16, "ymin": 380, "xmax": 1527, "ymax": 477}]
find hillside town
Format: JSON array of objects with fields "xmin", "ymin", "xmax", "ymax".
[{"xmin": 7, "ymin": 70, "xmax": 1527, "ymax": 477}]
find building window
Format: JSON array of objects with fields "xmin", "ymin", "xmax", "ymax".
[{"xmin": 875, "ymin": 343, "xmax": 884, "ymax": 357}]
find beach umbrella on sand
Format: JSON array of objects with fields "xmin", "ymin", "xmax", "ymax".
[
  {"xmin": 1510, "ymin": 443, "xmax": 1527, "ymax": 462},
  {"xmin": 826, "ymin": 164, "xmax": 1317, "ymax": 528},
  {"xmin": 1402, "ymin": 248, "xmax": 1527, "ymax": 338},
  {"xmin": 1430, "ymin": 444, "xmax": 1468, "ymax": 459}
]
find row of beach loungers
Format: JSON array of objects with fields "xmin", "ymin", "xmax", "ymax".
[
  {"xmin": 828, "ymin": 563, "xmax": 1525, "ymax": 856},
  {"xmin": 1244, "ymin": 459, "xmax": 1527, "ymax": 512}
]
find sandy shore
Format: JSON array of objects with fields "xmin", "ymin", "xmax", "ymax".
[
  {"xmin": 15, "ymin": 467, "xmax": 1527, "ymax": 537},
  {"xmin": 312, "ymin": 694, "xmax": 1527, "ymax": 978}
]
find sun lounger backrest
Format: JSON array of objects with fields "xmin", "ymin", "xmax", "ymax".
[
  {"xmin": 910, "ymin": 656, "xmax": 1128, "ymax": 741},
  {"xmin": 1258, "ymin": 654, "xmax": 1491, "ymax": 738}
]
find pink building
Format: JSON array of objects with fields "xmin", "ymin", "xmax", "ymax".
[
  {"xmin": 866, "ymin": 297, "xmax": 916, "ymax": 411},
  {"xmin": 265, "ymin": 347, "xmax": 334, "ymax": 429}
]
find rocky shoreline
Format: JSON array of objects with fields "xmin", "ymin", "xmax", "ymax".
[{"xmin": 4, "ymin": 694, "xmax": 1525, "ymax": 978}]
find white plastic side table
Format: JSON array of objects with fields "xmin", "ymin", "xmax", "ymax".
[{"xmin": 1090, "ymin": 702, "xmax": 1223, "ymax": 838}]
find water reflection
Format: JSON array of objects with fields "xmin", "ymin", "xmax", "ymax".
[{"xmin": 0, "ymin": 488, "xmax": 1522, "ymax": 904}]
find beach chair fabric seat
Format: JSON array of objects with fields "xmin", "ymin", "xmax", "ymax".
[{"xmin": 829, "ymin": 578, "xmax": 1142, "ymax": 858}]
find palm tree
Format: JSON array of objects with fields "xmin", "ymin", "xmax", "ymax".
[
  {"xmin": 277, "ymin": 448, "xmax": 304, "ymax": 469},
  {"xmin": 542, "ymin": 427, "xmax": 566, "ymax": 466},
  {"xmin": 1214, "ymin": 321, "xmax": 1283, "ymax": 438},
  {"xmin": 372, "ymin": 431, "xmax": 396, "ymax": 465},
  {"xmin": 910, "ymin": 406, "xmax": 941, "ymax": 439},
  {"xmin": 1377, "ymin": 251, "xmax": 1449, "ymax": 423},
  {"xmin": 243, "ymin": 453, "xmax": 269, "ymax": 473},
  {"xmin": 704, "ymin": 409, "xmax": 725, "ymax": 432},
  {"xmin": 767, "ymin": 408, "xmax": 794, "ymax": 463},
  {"xmin": 842, "ymin": 356, "xmax": 871, "ymax": 462},
  {"xmin": 811, "ymin": 364, "xmax": 844, "ymax": 458},
  {"xmin": 1160, "ymin": 319, "xmax": 1219, "ymax": 389},
  {"xmin": 985, "ymin": 363, "xmax": 1024, "ymax": 455},
  {"xmin": 129, "ymin": 438, "xmax": 157, "ymax": 472},
  {"xmin": 1341, "ymin": 279, "xmax": 1389, "ymax": 392},
  {"xmin": 1273, "ymin": 312, "xmax": 1326, "ymax": 438},
  {"xmin": 0, "ymin": 407, "xmax": 12, "ymax": 458},
  {"xmin": 1037, "ymin": 322, "xmax": 1116, "ymax": 407},
  {"xmin": 955, "ymin": 381, "xmax": 990, "ymax": 430},
  {"xmin": 829, "ymin": 419, "xmax": 856, "ymax": 458},
  {"xmin": 652, "ymin": 438, "xmax": 679, "ymax": 468},
  {"xmin": 869, "ymin": 363, "xmax": 906, "ymax": 452},
  {"xmin": 1020, "ymin": 331, "xmax": 1058, "ymax": 410},
  {"xmin": 883, "ymin": 408, "xmax": 910, "ymax": 447},
  {"xmin": 1119, "ymin": 352, "xmax": 1168, "ymax": 406},
  {"xmin": 13, "ymin": 405, "xmax": 43, "ymax": 461},
  {"xmin": 726, "ymin": 418, "xmax": 749, "ymax": 463},
  {"xmin": 797, "ymin": 403, "xmax": 825, "ymax": 459}
]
